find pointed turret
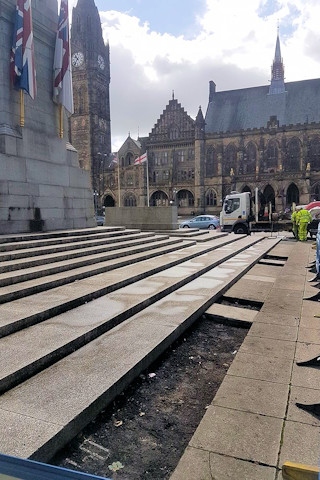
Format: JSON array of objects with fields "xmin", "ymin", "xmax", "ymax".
[
  {"xmin": 195, "ymin": 106, "xmax": 205, "ymax": 139},
  {"xmin": 269, "ymin": 29, "xmax": 286, "ymax": 95}
]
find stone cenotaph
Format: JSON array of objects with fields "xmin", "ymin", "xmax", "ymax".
[{"xmin": 0, "ymin": 0, "xmax": 96, "ymax": 234}]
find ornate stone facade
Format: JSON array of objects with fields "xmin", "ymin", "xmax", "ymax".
[{"xmin": 102, "ymin": 32, "xmax": 320, "ymax": 216}]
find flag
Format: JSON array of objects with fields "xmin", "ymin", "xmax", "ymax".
[
  {"xmin": 53, "ymin": 0, "xmax": 73, "ymax": 114},
  {"xmin": 10, "ymin": 0, "xmax": 37, "ymax": 99},
  {"xmin": 134, "ymin": 152, "xmax": 147, "ymax": 165},
  {"xmin": 108, "ymin": 153, "xmax": 118, "ymax": 167}
]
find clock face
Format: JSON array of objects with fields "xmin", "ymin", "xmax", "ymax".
[
  {"xmin": 72, "ymin": 52, "xmax": 84, "ymax": 67},
  {"xmin": 98, "ymin": 54, "xmax": 105, "ymax": 70}
]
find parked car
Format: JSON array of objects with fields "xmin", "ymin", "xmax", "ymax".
[
  {"xmin": 179, "ymin": 215, "xmax": 220, "ymax": 230},
  {"xmin": 96, "ymin": 215, "xmax": 105, "ymax": 226}
]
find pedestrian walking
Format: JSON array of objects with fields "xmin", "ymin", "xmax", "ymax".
[
  {"xmin": 296, "ymin": 207, "xmax": 312, "ymax": 241},
  {"xmin": 291, "ymin": 207, "xmax": 300, "ymax": 239}
]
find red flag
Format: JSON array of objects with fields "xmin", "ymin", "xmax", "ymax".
[
  {"xmin": 10, "ymin": 0, "xmax": 37, "ymax": 99},
  {"xmin": 53, "ymin": 0, "xmax": 73, "ymax": 114},
  {"xmin": 134, "ymin": 152, "xmax": 147, "ymax": 165}
]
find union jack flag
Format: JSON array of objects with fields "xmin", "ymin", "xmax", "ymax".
[
  {"xmin": 10, "ymin": 0, "xmax": 37, "ymax": 99},
  {"xmin": 53, "ymin": 0, "xmax": 73, "ymax": 114}
]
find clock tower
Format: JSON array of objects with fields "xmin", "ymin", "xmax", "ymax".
[{"xmin": 70, "ymin": 0, "xmax": 111, "ymax": 195}]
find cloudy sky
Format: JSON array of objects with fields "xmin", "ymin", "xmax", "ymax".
[{"xmin": 64, "ymin": 0, "xmax": 320, "ymax": 151}]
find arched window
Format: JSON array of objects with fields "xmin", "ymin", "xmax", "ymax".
[
  {"xmin": 287, "ymin": 183, "xmax": 299, "ymax": 205},
  {"xmin": 309, "ymin": 137, "xmax": 320, "ymax": 170},
  {"xmin": 206, "ymin": 147, "xmax": 217, "ymax": 176},
  {"xmin": 124, "ymin": 194, "xmax": 137, "ymax": 206},
  {"xmin": 176, "ymin": 189, "xmax": 194, "ymax": 207},
  {"xmin": 265, "ymin": 140, "xmax": 278, "ymax": 172},
  {"xmin": 263, "ymin": 184, "xmax": 275, "ymax": 210},
  {"xmin": 206, "ymin": 189, "xmax": 217, "ymax": 206},
  {"xmin": 240, "ymin": 143, "xmax": 256, "ymax": 174},
  {"xmin": 311, "ymin": 183, "xmax": 320, "ymax": 201},
  {"xmin": 125, "ymin": 152, "xmax": 134, "ymax": 166},
  {"xmin": 150, "ymin": 191, "xmax": 168, "ymax": 206},
  {"xmin": 223, "ymin": 144, "xmax": 237, "ymax": 176},
  {"xmin": 285, "ymin": 138, "xmax": 300, "ymax": 172}
]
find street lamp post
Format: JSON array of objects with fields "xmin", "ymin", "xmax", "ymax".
[{"xmin": 93, "ymin": 190, "xmax": 99, "ymax": 217}]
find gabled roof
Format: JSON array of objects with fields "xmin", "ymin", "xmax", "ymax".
[
  {"xmin": 205, "ymin": 78, "xmax": 320, "ymax": 134},
  {"xmin": 149, "ymin": 97, "xmax": 195, "ymax": 142}
]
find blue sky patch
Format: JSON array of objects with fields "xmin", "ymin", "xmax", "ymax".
[{"xmin": 96, "ymin": 0, "xmax": 206, "ymax": 37}]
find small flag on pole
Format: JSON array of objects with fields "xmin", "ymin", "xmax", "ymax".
[
  {"xmin": 53, "ymin": 0, "xmax": 73, "ymax": 114},
  {"xmin": 134, "ymin": 152, "xmax": 147, "ymax": 165},
  {"xmin": 108, "ymin": 153, "xmax": 118, "ymax": 167},
  {"xmin": 10, "ymin": 0, "xmax": 37, "ymax": 99}
]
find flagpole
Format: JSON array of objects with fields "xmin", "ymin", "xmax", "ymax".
[
  {"xmin": 20, "ymin": 90, "xmax": 25, "ymax": 127},
  {"xmin": 146, "ymin": 152, "xmax": 150, "ymax": 207},
  {"xmin": 118, "ymin": 159, "xmax": 121, "ymax": 207}
]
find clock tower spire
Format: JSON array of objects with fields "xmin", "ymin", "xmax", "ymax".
[{"xmin": 70, "ymin": 0, "xmax": 111, "ymax": 198}]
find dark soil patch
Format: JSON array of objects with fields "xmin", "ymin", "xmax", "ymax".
[{"xmin": 51, "ymin": 316, "xmax": 248, "ymax": 480}]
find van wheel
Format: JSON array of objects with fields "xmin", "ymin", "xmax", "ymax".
[{"xmin": 233, "ymin": 224, "xmax": 248, "ymax": 235}]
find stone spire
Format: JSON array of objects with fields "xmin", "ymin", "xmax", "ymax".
[{"xmin": 269, "ymin": 28, "xmax": 286, "ymax": 95}]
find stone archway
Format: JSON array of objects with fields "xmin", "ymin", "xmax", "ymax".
[
  {"xmin": 287, "ymin": 183, "xmax": 299, "ymax": 206},
  {"xmin": 104, "ymin": 195, "xmax": 115, "ymax": 207}
]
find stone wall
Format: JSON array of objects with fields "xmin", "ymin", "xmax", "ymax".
[{"xmin": 104, "ymin": 207, "xmax": 178, "ymax": 230}]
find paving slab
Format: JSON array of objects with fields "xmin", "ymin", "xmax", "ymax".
[
  {"xmin": 205, "ymin": 303, "xmax": 258, "ymax": 324},
  {"xmin": 287, "ymin": 386, "xmax": 320, "ymax": 427},
  {"xmin": 189, "ymin": 405, "xmax": 283, "ymax": 466},
  {"xmin": 297, "ymin": 326, "xmax": 320, "ymax": 343},
  {"xmin": 279, "ymin": 421, "xmax": 320, "ymax": 467},
  {"xmin": 247, "ymin": 321, "xmax": 298, "ymax": 341},
  {"xmin": 291, "ymin": 362, "xmax": 320, "ymax": 390},
  {"xmin": 170, "ymin": 447, "xmax": 276, "ymax": 480},
  {"xmin": 295, "ymin": 341, "xmax": 320, "ymax": 363},
  {"xmin": 244, "ymin": 262, "xmax": 282, "ymax": 278},
  {"xmin": 260, "ymin": 288, "xmax": 304, "ymax": 315},
  {"xmin": 212, "ymin": 375, "xmax": 289, "ymax": 417},
  {"xmin": 227, "ymin": 351, "xmax": 293, "ymax": 384},
  {"xmin": 239, "ymin": 335, "xmax": 296, "ymax": 359},
  {"xmin": 222, "ymin": 276, "xmax": 273, "ymax": 303},
  {"xmin": 253, "ymin": 310, "xmax": 300, "ymax": 326}
]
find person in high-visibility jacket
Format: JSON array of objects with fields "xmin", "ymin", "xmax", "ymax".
[
  {"xmin": 291, "ymin": 208, "xmax": 300, "ymax": 239},
  {"xmin": 296, "ymin": 207, "xmax": 312, "ymax": 241}
]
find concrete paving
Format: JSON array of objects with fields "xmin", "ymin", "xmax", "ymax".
[{"xmin": 170, "ymin": 238, "xmax": 320, "ymax": 480}]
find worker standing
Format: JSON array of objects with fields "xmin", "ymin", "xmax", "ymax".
[
  {"xmin": 291, "ymin": 207, "xmax": 300, "ymax": 239},
  {"xmin": 296, "ymin": 207, "xmax": 312, "ymax": 241}
]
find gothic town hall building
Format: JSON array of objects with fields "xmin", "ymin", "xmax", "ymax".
[{"xmin": 69, "ymin": 0, "xmax": 320, "ymax": 216}]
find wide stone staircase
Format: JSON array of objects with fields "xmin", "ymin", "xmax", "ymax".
[{"xmin": 0, "ymin": 226, "xmax": 282, "ymax": 462}]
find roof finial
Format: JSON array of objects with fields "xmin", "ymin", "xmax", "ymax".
[{"xmin": 172, "ymin": 90, "xmax": 174, "ymax": 100}]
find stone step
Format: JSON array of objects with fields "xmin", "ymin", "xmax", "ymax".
[
  {"xmin": 0, "ymin": 236, "xmax": 281, "ymax": 461},
  {"xmin": 0, "ymin": 227, "xmax": 126, "ymax": 245},
  {"xmin": 0, "ymin": 236, "xmax": 186, "ymax": 286},
  {"xmin": 0, "ymin": 232, "xmax": 173, "ymax": 273},
  {"xmin": 0, "ymin": 236, "xmax": 263, "ymax": 393},
  {"xmin": 0, "ymin": 229, "xmax": 145, "ymax": 258}
]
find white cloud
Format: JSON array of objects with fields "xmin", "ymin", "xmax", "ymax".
[{"xmin": 61, "ymin": 0, "xmax": 320, "ymax": 151}]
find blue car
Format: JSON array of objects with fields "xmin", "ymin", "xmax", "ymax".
[
  {"xmin": 179, "ymin": 215, "xmax": 220, "ymax": 230},
  {"xmin": 96, "ymin": 215, "xmax": 105, "ymax": 226}
]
